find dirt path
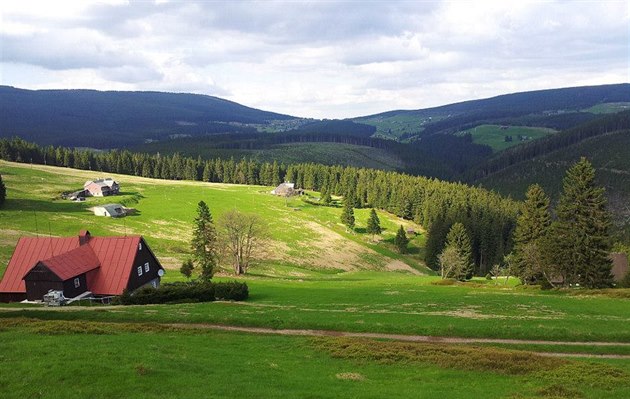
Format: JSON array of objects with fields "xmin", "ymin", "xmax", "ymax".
[{"xmin": 167, "ymin": 322, "xmax": 630, "ymax": 358}]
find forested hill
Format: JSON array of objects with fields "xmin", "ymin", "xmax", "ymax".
[
  {"xmin": 0, "ymin": 86, "xmax": 296, "ymax": 148},
  {"xmin": 473, "ymin": 111, "xmax": 630, "ymax": 228},
  {"xmin": 354, "ymin": 83, "xmax": 630, "ymax": 139}
]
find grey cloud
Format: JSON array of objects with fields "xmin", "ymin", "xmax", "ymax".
[{"xmin": 1, "ymin": 31, "xmax": 145, "ymax": 70}]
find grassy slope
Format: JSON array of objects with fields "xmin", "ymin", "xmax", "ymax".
[
  {"xmin": 0, "ymin": 160, "xmax": 426, "ymax": 277},
  {"xmin": 462, "ymin": 124, "xmax": 556, "ymax": 152}
]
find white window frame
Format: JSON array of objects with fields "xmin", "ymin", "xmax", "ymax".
[
  {"xmin": 74, "ymin": 277, "xmax": 80, "ymax": 288},
  {"xmin": 137, "ymin": 266, "xmax": 143, "ymax": 276},
  {"xmin": 138, "ymin": 242, "xmax": 142, "ymax": 251},
  {"xmin": 144, "ymin": 262, "xmax": 150, "ymax": 273}
]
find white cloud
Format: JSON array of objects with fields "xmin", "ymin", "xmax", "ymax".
[{"xmin": 0, "ymin": 0, "xmax": 628, "ymax": 118}]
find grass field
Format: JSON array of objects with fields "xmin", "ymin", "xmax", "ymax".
[
  {"xmin": 0, "ymin": 160, "xmax": 425, "ymax": 276},
  {"xmin": 462, "ymin": 125, "xmax": 556, "ymax": 152},
  {"xmin": 583, "ymin": 102, "xmax": 630, "ymax": 114},
  {"xmin": 354, "ymin": 113, "xmax": 448, "ymax": 139},
  {"xmin": 2, "ymin": 161, "xmax": 630, "ymax": 398},
  {"xmin": 1, "ymin": 318, "xmax": 629, "ymax": 399}
]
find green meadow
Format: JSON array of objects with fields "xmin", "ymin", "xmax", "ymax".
[
  {"xmin": 462, "ymin": 124, "xmax": 556, "ymax": 152},
  {"xmin": 2, "ymin": 161, "xmax": 630, "ymax": 398}
]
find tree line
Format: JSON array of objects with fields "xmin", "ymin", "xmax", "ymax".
[{"xmin": 0, "ymin": 137, "xmax": 519, "ymax": 277}]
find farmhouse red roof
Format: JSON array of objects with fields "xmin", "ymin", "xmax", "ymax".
[
  {"xmin": 0, "ymin": 231, "xmax": 143, "ymax": 296},
  {"xmin": 39, "ymin": 244, "xmax": 100, "ymax": 281}
]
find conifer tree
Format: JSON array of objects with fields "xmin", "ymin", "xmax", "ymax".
[
  {"xmin": 0, "ymin": 174, "xmax": 5, "ymax": 206},
  {"xmin": 394, "ymin": 225, "xmax": 409, "ymax": 253},
  {"xmin": 544, "ymin": 158, "xmax": 613, "ymax": 288},
  {"xmin": 180, "ymin": 258, "xmax": 194, "ymax": 279},
  {"xmin": 366, "ymin": 208, "xmax": 382, "ymax": 240},
  {"xmin": 340, "ymin": 197, "xmax": 355, "ymax": 231},
  {"xmin": 512, "ymin": 184, "xmax": 551, "ymax": 284},
  {"xmin": 322, "ymin": 189, "xmax": 332, "ymax": 206},
  {"xmin": 441, "ymin": 222, "xmax": 473, "ymax": 280},
  {"xmin": 191, "ymin": 201, "xmax": 218, "ymax": 281}
]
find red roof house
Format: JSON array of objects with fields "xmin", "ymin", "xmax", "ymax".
[{"xmin": 0, "ymin": 230, "xmax": 164, "ymax": 302}]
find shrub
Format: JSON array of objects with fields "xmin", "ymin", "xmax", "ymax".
[
  {"xmin": 619, "ymin": 271, "xmax": 630, "ymax": 288},
  {"xmin": 117, "ymin": 281, "xmax": 248, "ymax": 305},
  {"xmin": 214, "ymin": 281, "xmax": 249, "ymax": 301},
  {"xmin": 118, "ymin": 282, "xmax": 215, "ymax": 305}
]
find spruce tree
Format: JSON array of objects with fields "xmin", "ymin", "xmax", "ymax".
[
  {"xmin": 180, "ymin": 258, "xmax": 194, "ymax": 279},
  {"xmin": 322, "ymin": 190, "xmax": 332, "ymax": 206},
  {"xmin": 394, "ymin": 225, "xmax": 409, "ymax": 253},
  {"xmin": 191, "ymin": 200, "xmax": 218, "ymax": 281},
  {"xmin": 0, "ymin": 174, "xmax": 5, "ymax": 207},
  {"xmin": 442, "ymin": 222, "xmax": 473, "ymax": 280},
  {"xmin": 340, "ymin": 197, "xmax": 355, "ymax": 231},
  {"xmin": 366, "ymin": 208, "xmax": 382, "ymax": 239},
  {"xmin": 544, "ymin": 158, "xmax": 613, "ymax": 288},
  {"xmin": 512, "ymin": 184, "xmax": 551, "ymax": 284}
]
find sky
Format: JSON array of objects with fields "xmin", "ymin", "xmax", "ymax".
[{"xmin": 1, "ymin": 0, "xmax": 628, "ymax": 119}]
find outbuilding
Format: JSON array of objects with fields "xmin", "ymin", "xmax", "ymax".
[{"xmin": 92, "ymin": 204, "xmax": 126, "ymax": 217}]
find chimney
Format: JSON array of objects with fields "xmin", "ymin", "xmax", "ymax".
[{"xmin": 79, "ymin": 230, "xmax": 91, "ymax": 245}]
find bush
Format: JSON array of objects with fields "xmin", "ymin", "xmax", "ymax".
[
  {"xmin": 118, "ymin": 282, "xmax": 215, "ymax": 305},
  {"xmin": 214, "ymin": 281, "xmax": 249, "ymax": 301},
  {"xmin": 117, "ymin": 281, "xmax": 248, "ymax": 305}
]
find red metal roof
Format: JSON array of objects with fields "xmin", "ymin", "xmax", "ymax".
[
  {"xmin": 0, "ymin": 232, "xmax": 147, "ymax": 296},
  {"xmin": 39, "ymin": 244, "xmax": 100, "ymax": 281}
]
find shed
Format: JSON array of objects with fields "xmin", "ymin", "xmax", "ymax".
[
  {"xmin": 92, "ymin": 204, "xmax": 126, "ymax": 217},
  {"xmin": 0, "ymin": 230, "xmax": 165, "ymax": 302}
]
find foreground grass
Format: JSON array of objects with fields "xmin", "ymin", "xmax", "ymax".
[
  {"xmin": 3, "ymin": 273, "xmax": 630, "ymax": 342},
  {"xmin": 1, "ymin": 318, "xmax": 628, "ymax": 399}
]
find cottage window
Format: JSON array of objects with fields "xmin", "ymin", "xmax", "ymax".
[
  {"xmin": 138, "ymin": 242, "xmax": 142, "ymax": 251},
  {"xmin": 144, "ymin": 262, "xmax": 150, "ymax": 272},
  {"xmin": 74, "ymin": 278, "xmax": 80, "ymax": 288},
  {"xmin": 137, "ymin": 266, "xmax": 143, "ymax": 276}
]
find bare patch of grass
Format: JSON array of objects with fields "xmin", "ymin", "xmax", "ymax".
[{"xmin": 336, "ymin": 372, "xmax": 365, "ymax": 381}]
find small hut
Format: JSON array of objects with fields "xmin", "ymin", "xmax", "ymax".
[{"xmin": 92, "ymin": 204, "xmax": 126, "ymax": 217}]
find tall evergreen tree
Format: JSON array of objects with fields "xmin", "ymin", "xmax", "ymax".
[
  {"xmin": 394, "ymin": 225, "xmax": 409, "ymax": 253},
  {"xmin": 544, "ymin": 157, "xmax": 613, "ymax": 288},
  {"xmin": 340, "ymin": 197, "xmax": 355, "ymax": 231},
  {"xmin": 191, "ymin": 201, "xmax": 218, "ymax": 281},
  {"xmin": 0, "ymin": 174, "xmax": 5, "ymax": 206},
  {"xmin": 441, "ymin": 222, "xmax": 473, "ymax": 280},
  {"xmin": 366, "ymin": 208, "xmax": 382, "ymax": 239},
  {"xmin": 512, "ymin": 184, "xmax": 551, "ymax": 284}
]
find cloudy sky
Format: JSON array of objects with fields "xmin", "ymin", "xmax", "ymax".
[{"xmin": 1, "ymin": 0, "xmax": 628, "ymax": 118}]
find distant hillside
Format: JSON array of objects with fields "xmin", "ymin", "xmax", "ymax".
[
  {"xmin": 355, "ymin": 84, "xmax": 630, "ymax": 140},
  {"xmin": 474, "ymin": 112, "xmax": 630, "ymax": 230},
  {"xmin": 0, "ymin": 86, "xmax": 295, "ymax": 148}
]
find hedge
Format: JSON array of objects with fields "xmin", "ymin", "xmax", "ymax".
[{"xmin": 116, "ymin": 281, "xmax": 248, "ymax": 305}]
